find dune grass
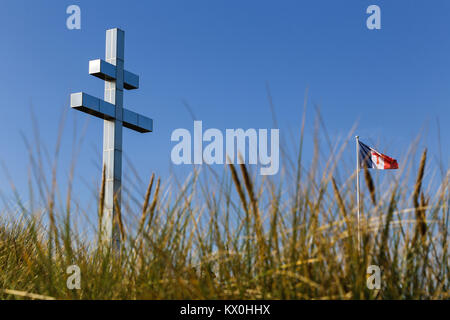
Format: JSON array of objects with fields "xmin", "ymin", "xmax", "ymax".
[{"xmin": 0, "ymin": 112, "xmax": 448, "ymax": 300}]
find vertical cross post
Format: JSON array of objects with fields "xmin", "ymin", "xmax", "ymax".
[{"xmin": 103, "ymin": 29, "xmax": 124, "ymax": 250}]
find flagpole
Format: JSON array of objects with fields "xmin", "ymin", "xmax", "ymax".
[{"xmin": 356, "ymin": 135, "xmax": 361, "ymax": 253}]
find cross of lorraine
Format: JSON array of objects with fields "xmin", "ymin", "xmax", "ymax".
[{"xmin": 70, "ymin": 28, "xmax": 153, "ymax": 249}]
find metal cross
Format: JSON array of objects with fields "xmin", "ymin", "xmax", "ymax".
[{"xmin": 70, "ymin": 28, "xmax": 153, "ymax": 249}]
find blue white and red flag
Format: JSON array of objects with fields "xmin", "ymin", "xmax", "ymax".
[{"xmin": 358, "ymin": 141, "xmax": 398, "ymax": 170}]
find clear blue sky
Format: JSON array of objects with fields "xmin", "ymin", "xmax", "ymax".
[{"xmin": 0, "ymin": 1, "xmax": 448, "ymax": 215}]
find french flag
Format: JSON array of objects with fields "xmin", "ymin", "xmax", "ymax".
[{"xmin": 359, "ymin": 141, "xmax": 398, "ymax": 170}]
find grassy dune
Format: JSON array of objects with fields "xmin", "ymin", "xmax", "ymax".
[{"xmin": 0, "ymin": 116, "xmax": 448, "ymax": 300}]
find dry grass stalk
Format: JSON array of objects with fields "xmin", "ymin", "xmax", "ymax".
[
  {"xmin": 147, "ymin": 177, "xmax": 161, "ymax": 229},
  {"xmin": 413, "ymin": 149, "xmax": 428, "ymax": 238},
  {"xmin": 363, "ymin": 165, "xmax": 376, "ymax": 205},
  {"xmin": 114, "ymin": 194, "xmax": 125, "ymax": 242},
  {"xmin": 98, "ymin": 165, "xmax": 106, "ymax": 237},
  {"xmin": 2, "ymin": 289, "xmax": 56, "ymax": 300},
  {"xmin": 139, "ymin": 173, "xmax": 155, "ymax": 234}
]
